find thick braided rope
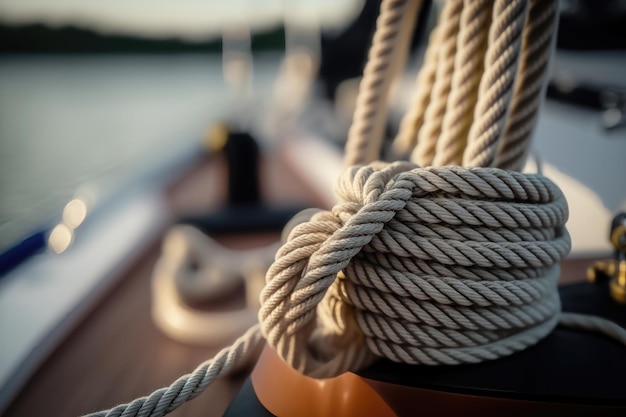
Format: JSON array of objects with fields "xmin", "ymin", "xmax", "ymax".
[
  {"xmin": 560, "ymin": 313, "xmax": 626, "ymax": 344},
  {"xmin": 87, "ymin": 163, "xmax": 626, "ymax": 417},
  {"xmin": 462, "ymin": 0, "xmax": 529, "ymax": 167},
  {"xmin": 84, "ymin": 326, "xmax": 264, "ymax": 417},
  {"xmin": 391, "ymin": 24, "xmax": 440, "ymax": 156},
  {"xmin": 345, "ymin": 0, "xmax": 421, "ymax": 166},
  {"xmin": 432, "ymin": 0, "xmax": 493, "ymax": 166},
  {"xmin": 411, "ymin": 0, "xmax": 464, "ymax": 167},
  {"xmin": 258, "ymin": 161, "xmax": 573, "ymax": 377},
  {"xmin": 495, "ymin": 0, "xmax": 558, "ymax": 170},
  {"xmin": 86, "ymin": 2, "xmax": 626, "ymax": 416}
]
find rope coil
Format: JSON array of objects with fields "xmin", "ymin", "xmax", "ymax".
[{"xmin": 260, "ymin": 161, "xmax": 570, "ymax": 377}]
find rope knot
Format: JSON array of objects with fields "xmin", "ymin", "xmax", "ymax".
[{"xmin": 260, "ymin": 161, "xmax": 571, "ymax": 378}]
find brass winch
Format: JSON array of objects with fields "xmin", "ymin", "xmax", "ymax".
[{"xmin": 588, "ymin": 212, "xmax": 626, "ymax": 304}]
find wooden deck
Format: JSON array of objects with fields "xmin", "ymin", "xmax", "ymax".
[{"xmin": 3, "ymin": 152, "xmax": 599, "ymax": 417}]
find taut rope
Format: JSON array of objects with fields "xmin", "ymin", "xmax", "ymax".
[
  {"xmin": 393, "ymin": 0, "xmax": 556, "ymax": 171},
  {"xmin": 345, "ymin": 0, "xmax": 422, "ymax": 166},
  {"xmin": 433, "ymin": 0, "xmax": 491, "ymax": 166},
  {"xmin": 461, "ymin": 0, "xmax": 529, "ymax": 167},
  {"xmin": 86, "ymin": 1, "xmax": 626, "ymax": 416},
  {"xmin": 495, "ymin": 0, "xmax": 559, "ymax": 170},
  {"xmin": 413, "ymin": 0, "xmax": 463, "ymax": 166}
]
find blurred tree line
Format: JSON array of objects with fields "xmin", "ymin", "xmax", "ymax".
[{"xmin": 0, "ymin": 23, "xmax": 285, "ymax": 53}]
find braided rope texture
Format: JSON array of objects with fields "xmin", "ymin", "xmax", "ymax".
[
  {"xmin": 86, "ymin": 1, "xmax": 626, "ymax": 415},
  {"xmin": 84, "ymin": 326, "xmax": 264, "ymax": 417},
  {"xmin": 411, "ymin": 0, "xmax": 463, "ymax": 166},
  {"xmin": 433, "ymin": 0, "xmax": 493, "ymax": 166},
  {"xmin": 345, "ymin": 0, "xmax": 416, "ymax": 166},
  {"xmin": 392, "ymin": 24, "xmax": 440, "ymax": 156},
  {"xmin": 462, "ymin": 0, "xmax": 529, "ymax": 167},
  {"xmin": 259, "ymin": 161, "xmax": 572, "ymax": 377},
  {"xmin": 395, "ymin": 0, "xmax": 552, "ymax": 172},
  {"xmin": 495, "ymin": 0, "xmax": 558, "ymax": 170}
]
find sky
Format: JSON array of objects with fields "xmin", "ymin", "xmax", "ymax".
[{"xmin": 0, "ymin": 0, "xmax": 363, "ymax": 39}]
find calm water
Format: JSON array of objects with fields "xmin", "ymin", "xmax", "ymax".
[
  {"xmin": 1, "ymin": 51, "xmax": 625, "ymax": 255},
  {"xmin": 0, "ymin": 54, "xmax": 280, "ymax": 252}
]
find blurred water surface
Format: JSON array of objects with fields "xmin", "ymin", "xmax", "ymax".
[{"xmin": 0, "ymin": 53, "xmax": 280, "ymax": 252}]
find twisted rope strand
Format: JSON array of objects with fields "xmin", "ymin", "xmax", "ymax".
[
  {"xmin": 345, "ymin": 0, "xmax": 421, "ymax": 166},
  {"xmin": 433, "ymin": 0, "xmax": 493, "ymax": 166},
  {"xmin": 383, "ymin": 219, "xmax": 557, "ymax": 243},
  {"xmin": 343, "ymin": 275, "xmax": 560, "ymax": 329},
  {"xmin": 394, "ymin": 197, "xmax": 568, "ymax": 230},
  {"xmin": 367, "ymin": 250, "xmax": 546, "ymax": 282},
  {"xmin": 495, "ymin": 0, "xmax": 559, "ymax": 170},
  {"xmin": 343, "ymin": 263, "xmax": 560, "ymax": 309},
  {"xmin": 366, "ymin": 313, "xmax": 559, "ymax": 365},
  {"xmin": 560, "ymin": 313, "xmax": 626, "ymax": 344},
  {"xmin": 462, "ymin": 0, "xmax": 529, "ymax": 167},
  {"xmin": 84, "ymin": 326, "xmax": 264, "ymax": 417},
  {"xmin": 366, "ymin": 230, "xmax": 571, "ymax": 269},
  {"xmin": 392, "ymin": 25, "xmax": 440, "ymax": 155},
  {"xmin": 411, "ymin": 0, "xmax": 463, "ymax": 166}
]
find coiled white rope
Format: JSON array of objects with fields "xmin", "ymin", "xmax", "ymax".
[
  {"xmin": 85, "ymin": 1, "xmax": 626, "ymax": 416},
  {"xmin": 86, "ymin": 161, "xmax": 626, "ymax": 417},
  {"xmin": 86, "ymin": 326, "xmax": 265, "ymax": 417},
  {"xmin": 392, "ymin": 21, "xmax": 440, "ymax": 156}
]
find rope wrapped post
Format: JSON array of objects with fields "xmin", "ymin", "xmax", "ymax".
[{"xmin": 495, "ymin": 0, "xmax": 559, "ymax": 171}]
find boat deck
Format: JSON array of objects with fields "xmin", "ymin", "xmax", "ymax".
[{"xmin": 3, "ymin": 154, "xmax": 597, "ymax": 417}]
